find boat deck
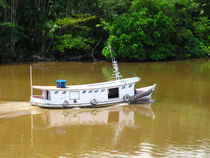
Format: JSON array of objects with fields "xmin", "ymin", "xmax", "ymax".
[{"xmin": 32, "ymin": 77, "xmax": 140, "ymax": 91}]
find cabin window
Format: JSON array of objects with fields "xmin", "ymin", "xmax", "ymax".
[
  {"xmin": 101, "ymin": 89, "xmax": 105, "ymax": 92},
  {"xmin": 88, "ymin": 90, "xmax": 92, "ymax": 93},
  {"xmin": 122, "ymin": 86, "xmax": 125, "ymax": 89},
  {"xmin": 129, "ymin": 84, "xmax": 132, "ymax": 88},
  {"xmin": 54, "ymin": 91, "xmax": 58, "ymax": 94},
  {"xmin": 62, "ymin": 91, "xmax": 66, "ymax": 94},
  {"xmin": 94, "ymin": 90, "xmax": 98, "ymax": 93},
  {"xmin": 108, "ymin": 88, "xmax": 119, "ymax": 99},
  {"xmin": 82, "ymin": 90, "xmax": 86, "ymax": 94}
]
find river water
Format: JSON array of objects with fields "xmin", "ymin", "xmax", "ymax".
[{"xmin": 0, "ymin": 59, "xmax": 209, "ymax": 157}]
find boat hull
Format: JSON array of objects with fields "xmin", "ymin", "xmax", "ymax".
[
  {"xmin": 30, "ymin": 97, "xmax": 124, "ymax": 108},
  {"xmin": 30, "ymin": 84, "xmax": 156, "ymax": 108}
]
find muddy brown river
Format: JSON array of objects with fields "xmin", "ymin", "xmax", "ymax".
[{"xmin": 0, "ymin": 59, "xmax": 209, "ymax": 157}]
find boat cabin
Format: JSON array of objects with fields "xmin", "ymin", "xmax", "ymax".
[{"xmin": 31, "ymin": 77, "xmax": 140, "ymax": 108}]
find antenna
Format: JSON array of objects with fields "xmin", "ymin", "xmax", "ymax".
[{"xmin": 109, "ymin": 46, "xmax": 122, "ymax": 80}]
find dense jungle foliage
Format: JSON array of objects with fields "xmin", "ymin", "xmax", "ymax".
[{"xmin": 0, "ymin": 0, "xmax": 209, "ymax": 61}]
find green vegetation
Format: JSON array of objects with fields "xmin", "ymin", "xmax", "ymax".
[{"xmin": 0, "ymin": 0, "xmax": 209, "ymax": 61}]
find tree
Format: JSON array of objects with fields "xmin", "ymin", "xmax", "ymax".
[
  {"xmin": 102, "ymin": 1, "xmax": 175, "ymax": 61},
  {"xmin": 102, "ymin": 0, "xmax": 207, "ymax": 61},
  {"xmin": 0, "ymin": 0, "xmax": 208, "ymax": 61}
]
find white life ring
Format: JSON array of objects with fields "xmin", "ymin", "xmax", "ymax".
[
  {"xmin": 63, "ymin": 100, "xmax": 69, "ymax": 108},
  {"xmin": 123, "ymin": 94, "xmax": 130, "ymax": 102},
  {"xmin": 91, "ymin": 98, "xmax": 97, "ymax": 105}
]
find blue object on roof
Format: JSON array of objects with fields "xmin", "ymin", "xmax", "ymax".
[{"xmin": 56, "ymin": 79, "xmax": 66, "ymax": 88}]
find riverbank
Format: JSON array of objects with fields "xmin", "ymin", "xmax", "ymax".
[
  {"xmin": 0, "ymin": 53, "xmax": 209, "ymax": 65},
  {"xmin": 0, "ymin": 51, "xmax": 107, "ymax": 63}
]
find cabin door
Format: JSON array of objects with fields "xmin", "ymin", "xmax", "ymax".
[
  {"xmin": 46, "ymin": 90, "xmax": 51, "ymax": 100},
  {"xmin": 108, "ymin": 88, "xmax": 119, "ymax": 99}
]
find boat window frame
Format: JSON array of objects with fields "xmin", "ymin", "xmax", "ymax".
[
  {"xmin": 101, "ymin": 89, "xmax": 105, "ymax": 92},
  {"xmin": 54, "ymin": 91, "xmax": 58, "ymax": 94},
  {"xmin": 122, "ymin": 86, "xmax": 126, "ymax": 89},
  {"xmin": 94, "ymin": 90, "xmax": 99, "ymax": 93},
  {"xmin": 82, "ymin": 90, "xmax": 86, "ymax": 94},
  {"xmin": 88, "ymin": 90, "xmax": 92, "ymax": 93},
  {"xmin": 62, "ymin": 91, "xmax": 66, "ymax": 94}
]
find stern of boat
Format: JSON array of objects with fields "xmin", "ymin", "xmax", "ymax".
[{"xmin": 30, "ymin": 95, "xmax": 50, "ymax": 107}]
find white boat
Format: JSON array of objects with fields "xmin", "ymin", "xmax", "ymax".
[{"xmin": 30, "ymin": 58, "xmax": 156, "ymax": 108}]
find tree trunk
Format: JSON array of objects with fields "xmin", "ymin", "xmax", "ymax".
[
  {"xmin": 10, "ymin": 0, "xmax": 16, "ymax": 51},
  {"xmin": 91, "ymin": 34, "xmax": 103, "ymax": 61}
]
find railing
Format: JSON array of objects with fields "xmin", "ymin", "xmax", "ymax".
[{"xmin": 32, "ymin": 95, "xmax": 44, "ymax": 99}]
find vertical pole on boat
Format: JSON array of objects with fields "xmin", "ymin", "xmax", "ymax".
[
  {"xmin": 30, "ymin": 66, "xmax": 33, "ymax": 96},
  {"xmin": 30, "ymin": 66, "xmax": 34, "ymax": 147},
  {"xmin": 109, "ymin": 46, "xmax": 122, "ymax": 80}
]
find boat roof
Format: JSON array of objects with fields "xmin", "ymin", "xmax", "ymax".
[{"xmin": 32, "ymin": 77, "xmax": 140, "ymax": 91}]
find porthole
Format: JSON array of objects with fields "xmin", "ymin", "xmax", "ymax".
[
  {"xmin": 129, "ymin": 84, "xmax": 132, "ymax": 88},
  {"xmin": 95, "ymin": 90, "xmax": 98, "ymax": 93},
  {"xmin": 62, "ymin": 91, "xmax": 66, "ymax": 94},
  {"xmin": 122, "ymin": 86, "xmax": 125, "ymax": 89},
  {"xmin": 88, "ymin": 90, "xmax": 92, "ymax": 93},
  {"xmin": 82, "ymin": 90, "xmax": 86, "ymax": 94},
  {"xmin": 101, "ymin": 89, "xmax": 105, "ymax": 92},
  {"xmin": 54, "ymin": 91, "xmax": 58, "ymax": 94}
]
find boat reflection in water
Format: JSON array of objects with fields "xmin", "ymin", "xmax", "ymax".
[
  {"xmin": 31, "ymin": 103, "xmax": 155, "ymax": 131},
  {"xmin": 29, "ymin": 103, "xmax": 155, "ymax": 156}
]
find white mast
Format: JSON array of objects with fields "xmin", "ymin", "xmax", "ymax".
[
  {"xmin": 30, "ymin": 66, "xmax": 33, "ymax": 96},
  {"xmin": 109, "ymin": 46, "xmax": 122, "ymax": 80}
]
